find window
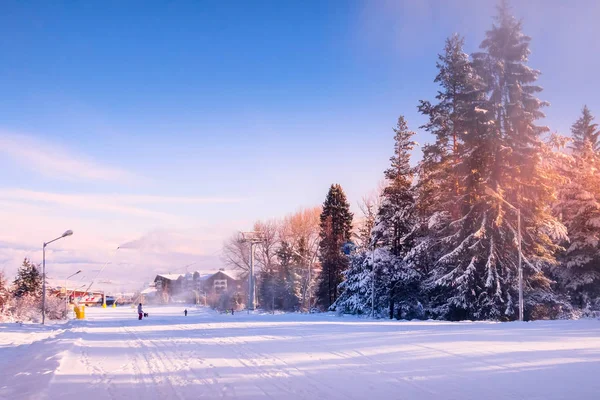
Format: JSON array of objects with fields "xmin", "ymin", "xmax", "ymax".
[{"xmin": 214, "ymin": 279, "xmax": 227, "ymax": 293}]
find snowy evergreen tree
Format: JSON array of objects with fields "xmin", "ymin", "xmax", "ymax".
[
  {"xmin": 416, "ymin": 1, "xmax": 566, "ymax": 320},
  {"xmin": 317, "ymin": 184, "xmax": 353, "ymax": 309},
  {"xmin": 417, "ymin": 32, "xmax": 492, "ymax": 320},
  {"xmin": 372, "ymin": 116, "xmax": 420, "ymax": 319},
  {"xmin": 334, "ymin": 192, "xmax": 380, "ymax": 315},
  {"xmin": 12, "ymin": 258, "xmax": 42, "ymax": 299},
  {"xmin": 334, "ymin": 250, "xmax": 372, "ymax": 315},
  {"xmin": 474, "ymin": 0, "xmax": 567, "ymax": 319},
  {"xmin": 336, "ymin": 117, "xmax": 420, "ymax": 319},
  {"xmin": 555, "ymin": 107, "xmax": 600, "ymax": 309},
  {"xmin": 417, "ymin": 34, "xmax": 478, "ymax": 220},
  {"xmin": 570, "ymin": 105, "xmax": 600, "ymax": 156}
]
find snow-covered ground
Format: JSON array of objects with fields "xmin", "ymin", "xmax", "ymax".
[{"xmin": 1, "ymin": 306, "xmax": 599, "ymax": 400}]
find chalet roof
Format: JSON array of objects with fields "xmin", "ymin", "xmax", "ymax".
[{"xmin": 155, "ymin": 274, "xmax": 183, "ymax": 281}]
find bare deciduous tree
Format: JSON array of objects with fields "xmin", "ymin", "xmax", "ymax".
[
  {"xmin": 280, "ymin": 207, "xmax": 321, "ymax": 310},
  {"xmin": 222, "ymin": 232, "xmax": 250, "ymax": 274},
  {"xmin": 355, "ymin": 184, "xmax": 384, "ymax": 249}
]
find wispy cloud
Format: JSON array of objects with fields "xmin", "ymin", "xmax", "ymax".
[
  {"xmin": 0, "ymin": 189, "xmax": 174, "ymax": 221},
  {"xmin": 0, "ymin": 189, "xmax": 243, "ymax": 221},
  {"xmin": 0, "ymin": 132, "xmax": 136, "ymax": 182}
]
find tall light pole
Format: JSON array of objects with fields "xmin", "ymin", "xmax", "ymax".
[
  {"xmin": 64, "ymin": 270, "xmax": 82, "ymax": 317},
  {"xmin": 371, "ymin": 246, "xmax": 376, "ymax": 319},
  {"xmin": 485, "ymin": 187, "xmax": 523, "ymax": 321},
  {"xmin": 42, "ymin": 230, "xmax": 74, "ymax": 324},
  {"xmin": 241, "ymin": 232, "xmax": 263, "ymax": 311}
]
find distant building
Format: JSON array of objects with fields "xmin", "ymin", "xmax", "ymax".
[{"xmin": 152, "ymin": 269, "xmax": 242, "ymax": 304}]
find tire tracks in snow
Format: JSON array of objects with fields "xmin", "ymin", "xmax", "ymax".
[
  {"xmin": 121, "ymin": 324, "xmax": 185, "ymax": 400},
  {"xmin": 133, "ymin": 323, "xmax": 227, "ymax": 399},
  {"xmin": 207, "ymin": 322, "xmax": 350, "ymax": 400}
]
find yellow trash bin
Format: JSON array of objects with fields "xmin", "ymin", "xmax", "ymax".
[{"xmin": 76, "ymin": 305, "xmax": 85, "ymax": 320}]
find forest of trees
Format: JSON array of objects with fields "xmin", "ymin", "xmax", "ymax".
[{"xmin": 223, "ymin": 1, "xmax": 599, "ymax": 321}]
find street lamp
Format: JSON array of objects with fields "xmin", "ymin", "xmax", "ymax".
[
  {"xmin": 65, "ymin": 270, "xmax": 82, "ymax": 317},
  {"xmin": 240, "ymin": 232, "xmax": 264, "ymax": 312},
  {"xmin": 485, "ymin": 187, "xmax": 523, "ymax": 322},
  {"xmin": 42, "ymin": 230, "xmax": 74, "ymax": 324},
  {"xmin": 371, "ymin": 245, "xmax": 376, "ymax": 319}
]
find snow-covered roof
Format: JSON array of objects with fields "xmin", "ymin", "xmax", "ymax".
[
  {"xmin": 154, "ymin": 270, "xmax": 239, "ymax": 283},
  {"xmin": 197, "ymin": 270, "xmax": 239, "ymax": 281},
  {"xmin": 217, "ymin": 270, "xmax": 239, "ymax": 280},
  {"xmin": 155, "ymin": 274, "xmax": 183, "ymax": 281}
]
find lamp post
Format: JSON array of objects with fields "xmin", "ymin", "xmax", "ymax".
[
  {"xmin": 240, "ymin": 232, "xmax": 264, "ymax": 312},
  {"xmin": 485, "ymin": 187, "xmax": 523, "ymax": 322},
  {"xmin": 371, "ymin": 246, "xmax": 376, "ymax": 319},
  {"xmin": 64, "ymin": 270, "xmax": 82, "ymax": 317},
  {"xmin": 42, "ymin": 230, "xmax": 73, "ymax": 324}
]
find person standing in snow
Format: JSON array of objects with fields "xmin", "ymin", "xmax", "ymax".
[{"xmin": 138, "ymin": 303, "xmax": 143, "ymax": 320}]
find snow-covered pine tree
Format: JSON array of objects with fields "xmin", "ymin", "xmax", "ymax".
[
  {"xmin": 317, "ymin": 184, "xmax": 353, "ymax": 309},
  {"xmin": 417, "ymin": 33, "xmax": 475, "ymax": 220},
  {"xmin": 417, "ymin": 33, "xmax": 492, "ymax": 320},
  {"xmin": 570, "ymin": 106, "xmax": 600, "ymax": 156},
  {"xmin": 371, "ymin": 116, "xmax": 421, "ymax": 319},
  {"xmin": 469, "ymin": 0, "xmax": 565, "ymax": 319},
  {"xmin": 334, "ymin": 191, "xmax": 382, "ymax": 315},
  {"xmin": 334, "ymin": 250, "xmax": 372, "ymax": 315},
  {"xmin": 418, "ymin": 1, "xmax": 566, "ymax": 321},
  {"xmin": 555, "ymin": 107, "xmax": 600, "ymax": 309},
  {"xmin": 12, "ymin": 258, "xmax": 42, "ymax": 299}
]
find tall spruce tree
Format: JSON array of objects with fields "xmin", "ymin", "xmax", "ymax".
[
  {"xmin": 555, "ymin": 107, "xmax": 600, "ymax": 308},
  {"xmin": 334, "ymin": 196, "xmax": 378, "ymax": 315},
  {"xmin": 417, "ymin": 33, "xmax": 492, "ymax": 320},
  {"xmin": 317, "ymin": 184, "xmax": 353, "ymax": 309},
  {"xmin": 417, "ymin": 1, "xmax": 566, "ymax": 320},
  {"xmin": 372, "ymin": 116, "xmax": 420, "ymax": 319},
  {"xmin": 13, "ymin": 258, "xmax": 42, "ymax": 298},
  {"xmin": 471, "ymin": 0, "xmax": 565, "ymax": 319},
  {"xmin": 417, "ymin": 34, "xmax": 479, "ymax": 219},
  {"xmin": 336, "ymin": 117, "xmax": 420, "ymax": 318}
]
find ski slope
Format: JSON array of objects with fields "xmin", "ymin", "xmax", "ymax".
[{"xmin": 1, "ymin": 306, "xmax": 599, "ymax": 400}]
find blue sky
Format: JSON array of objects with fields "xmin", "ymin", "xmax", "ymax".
[{"xmin": 0, "ymin": 0, "xmax": 598, "ymax": 288}]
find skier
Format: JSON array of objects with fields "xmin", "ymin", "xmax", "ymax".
[
  {"xmin": 137, "ymin": 303, "xmax": 143, "ymax": 320},
  {"xmin": 184, "ymin": 309, "xmax": 188, "ymax": 316}
]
